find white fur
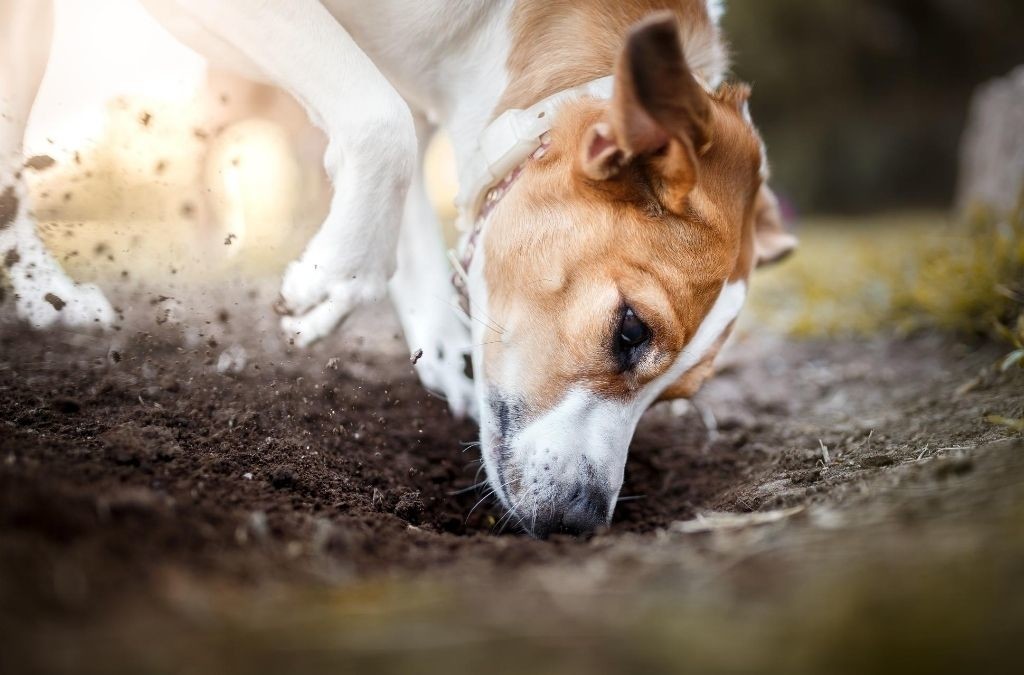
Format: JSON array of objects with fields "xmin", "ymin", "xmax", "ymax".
[
  {"xmin": 3, "ymin": 0, "xmax": 735, "ymax": 427},
  {"xmin": 1, "ymin": 0, "xmax": 114, "ymax": 329},
  {"xmin": 682, "ymin": 10, "xmax": 730, "ymax": 88},
  {"xmin": 483, "ymin": 280, "xmax": 748, "ymax": 518},
  {"xmin": 706, "ymin": 0, "xmax": 726, "ymax": 25},
  {"xmin": 3, "ymin": 0, "xmax": 510, "ymax": 410},
  {"xmin": 388, "ymin": 114, "xmax": 475, "ymax": 419}
]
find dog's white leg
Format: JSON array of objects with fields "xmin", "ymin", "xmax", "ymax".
[
  {"xmin": 389, "ymin": 116, "xmax": 475, "ymax": 419},
  {"xmin": 0, "ymin": 0, "xmax": 114, "ymax": 329},
  {"xmin": 165, "ymin": 1, "xmax": 416, "ymax": 346}
]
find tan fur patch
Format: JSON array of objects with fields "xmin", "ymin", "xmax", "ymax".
[
  {"xmin": 482, "ymin": 91, "xmax": 763, "ymax": 412},
  {"xmin": 498, "ymin": 0, "xmax": 727, "ymax": 114}
]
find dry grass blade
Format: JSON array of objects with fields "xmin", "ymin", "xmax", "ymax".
[{"xmin": 670, "ymin": 506, "xmax": 805, "ymax": 534}]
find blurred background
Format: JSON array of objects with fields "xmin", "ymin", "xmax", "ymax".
[
  {"xmin": 726, "ymin": 0, "xmax": 1024, "ymax": 214},
  {"xmin": 6, "ymin": 0, "xmax": 1024, "ymax": 339}
]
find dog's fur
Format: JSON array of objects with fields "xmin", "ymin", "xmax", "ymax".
[{"xmin": 0, "ymin": 0, "xmax": 795, "ymax": 537}]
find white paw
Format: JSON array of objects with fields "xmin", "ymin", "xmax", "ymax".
[
  {"xmin": 15, "ymin": 280, "xmax": 114, "ymax": 330},
  {"xmin": 413, "ymin": 342, "xmax": 477, "ymax": 420},
  {"xmin": 400, "ymin": 304, "xmax": 476, "ymax": 419},
  {"xmin": 279, "ymin": 246, "xmax": 387, "ymax": 316},
  {"xmin": 279, "ymin": 277, "xmax": 384, "ymax": 348}
]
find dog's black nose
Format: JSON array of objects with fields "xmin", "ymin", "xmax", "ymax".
[{"xmin": 533, "ymin": 486, "xmax": 611, "ymax": 538}]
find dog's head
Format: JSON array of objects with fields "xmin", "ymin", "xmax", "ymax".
[{"xmin": 467, "ymin": 13, "xmax": 796, "ymax": 537}]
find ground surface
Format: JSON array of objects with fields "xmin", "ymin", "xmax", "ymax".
[{"xmin": 1, "ymin": 301, "xmax": 1021, "ymax": 673}]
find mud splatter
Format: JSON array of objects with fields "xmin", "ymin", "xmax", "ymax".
[
  {"xmin": 24, "ymin": 155, "xmax": 56, "ymax": 172},
  {"xmin": 44, "ymin": 293, "xmax": 66, "ymax": 311},
  {"xmin": 0, "ymin": 186, "xmax": 18, "ymax": 230}
]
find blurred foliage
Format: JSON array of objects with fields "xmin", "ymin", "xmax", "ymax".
[
  {"xmin": 889, "ymin": 194, "xmax": 1024, "ymax": 339},
  {"xmin": 724, "ymin": 0, "xmax": 1024, "ymax": 213},
  {"xmin": 747, "ymin": 189, "xmax": 1024, "ymax": 344}
]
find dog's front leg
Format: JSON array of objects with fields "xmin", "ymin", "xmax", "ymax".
[
  {"xmin": 1, "ymin": 0, "xmax": 114, "ymax": 329},
  {"xmin": 170, "ymin": 1, "xmax": 417, "ymax": 346},
  {"xmin": 389, "ymin": 116, "xmax": 475, "ymax": 419}
]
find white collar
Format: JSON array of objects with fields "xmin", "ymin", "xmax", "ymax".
[
  {"xmin": 449, "ymin": 76, "xmax": 615, "ymax": 311},
  {"xmin": 454, "ymin": 75, "xmax": 615, "ymax": 228}
]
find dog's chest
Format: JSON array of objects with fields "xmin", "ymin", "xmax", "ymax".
[{"xmin": 323, "ymin": 0, "xmax": 512, "ymax": 128}]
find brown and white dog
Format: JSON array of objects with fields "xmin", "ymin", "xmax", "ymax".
[{"xmin": 1, "ymin": 0, "xmax": 795, "ymax": 536}]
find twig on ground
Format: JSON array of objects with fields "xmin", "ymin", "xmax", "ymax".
[{"xmin": 670, "ymin": 506, "xmax": 805, "ymax": 534}]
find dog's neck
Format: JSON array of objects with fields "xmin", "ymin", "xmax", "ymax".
[
  {"xmin": 440, "ymin": 1, "xmax": 725, "ymax": 188},
  {"xmin": 448, "ymin": 77, "xmax": 613, "ymax": 312},
  {"xmin": 441, "ymin": 4, "xmax": 625, "ymax": 201},
  {"xmin": 454, "ymin": 76, "xmax": 614, "ymax": 225}
]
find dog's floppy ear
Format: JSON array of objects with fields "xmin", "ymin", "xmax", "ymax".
[
  {"xmin": 753, "ymin": 184, "xmax": 798, "ymax": 267},
  {"xmin": 579, "ymin": 11, "xmax": 711, "ymax": 215}
]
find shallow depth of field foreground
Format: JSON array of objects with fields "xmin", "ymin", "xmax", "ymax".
[{"xmin": 2, "ymin": 2, "xmax": 1024, "ymax": 673}]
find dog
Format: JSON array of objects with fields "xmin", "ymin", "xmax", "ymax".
[{"xmin": 1, "ymin": 0, "xmax": 796, "ymax": 537}]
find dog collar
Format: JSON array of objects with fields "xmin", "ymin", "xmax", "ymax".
[{"xmin": 449, "ymin": 75, "xmax": 615, "ymax": 314}]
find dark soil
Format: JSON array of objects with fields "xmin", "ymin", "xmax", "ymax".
[{"xmin": 1, "ymin": 317, "xmax": 1022, "ymax": 673}]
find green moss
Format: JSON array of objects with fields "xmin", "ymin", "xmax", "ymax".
[{"xmin": 746, "ymin": 191, "xmax": 1024, "ymax": 347}]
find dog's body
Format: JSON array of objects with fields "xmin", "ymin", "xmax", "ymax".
[{"xmin": 1, "ymin": 0, "xmax": 795, "ymax": 536}]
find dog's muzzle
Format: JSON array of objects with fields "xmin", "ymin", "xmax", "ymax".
[{"xmin": 529, "ymin": 482, "xmax": 612, "ymax": 538}]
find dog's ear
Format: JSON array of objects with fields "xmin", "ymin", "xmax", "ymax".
[
  {"xmin": 579, "ymin": 11, "xmax": 710, "ymax": 215},
  {"xmin": 753, "ymin": 184, "xmax": 798, "ymax": 267}
]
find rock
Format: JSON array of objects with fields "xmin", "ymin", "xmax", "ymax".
[{"xmin": 957, "ymin": 65, "xmax": 1024, "ymax": 216}]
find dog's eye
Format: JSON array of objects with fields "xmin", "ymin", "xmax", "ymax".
[{"xmin": 615, "ymin": 307, "xmax": 651, "ymax": 368}]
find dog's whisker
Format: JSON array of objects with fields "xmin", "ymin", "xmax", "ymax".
[
  {"xmin": 471, "ymin": 306, "xmax": 507, "ymax": 336},
  {"xmin": 434, "ymin": 294, "xmax": 504, "ymax": 336},
  {"xmin": 421, "ymin": 387, "xmax": 449, "ymax": 403},
  {"xmin": 451, "ymin": 283, "xmax": 507, "ymax": 335},
  {"xmin": 465, "ymin": 489, "xmax": 495, "ymax": 523},
  {"xmin": 492, "ymin": 497, "xmax": 518, "ymax": 532},
  {"xmin": 616, "ymin": 494, "xmax": 647, "ymax": 503},
  {"xmin": 493, "ymin": 488, "xmax": 527, "ymax": 534},
  {"xmin": 448, "ymin": 480, "xmax": 489, "ymax": 496}
]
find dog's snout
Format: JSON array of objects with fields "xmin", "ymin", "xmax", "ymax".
[{"xmin": 533, "ymin": 485, "xmax": 611, "ymax": 538}]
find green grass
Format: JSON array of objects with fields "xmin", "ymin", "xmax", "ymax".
[{"xmin": 746, "ymin": 195, "xmax": 1024, "ymax": 351}]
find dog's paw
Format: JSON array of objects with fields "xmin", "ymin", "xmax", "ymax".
[
  {"xmin": 279, "ymin": 276, "xmax": 385, "ymax": 348},
  {"xmin": 401, "ymin": 306, "xmax": 477, "ymax": 420},
  {"xmin": 15, "ymin": 280, "xmax": 114, "ymax": 330},
  {"xmin": 413, "ymin": 342, "xmax": 477, "ymax": 420},
  {"xmin": 279, "ymin": 249, "xmax": 385, "ymax": 315}
]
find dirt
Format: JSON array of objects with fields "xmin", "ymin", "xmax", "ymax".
[
  {"xmin": 1, "ymin": 311, "xmax": 1022, "ymax": 673},
  {"xmin": 24, "ymin": 155, "xmax": 57, "ymax": 173},
  {"xmin": 0, "ymin": 185, "xmax": 18, "ymax": 230}
]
